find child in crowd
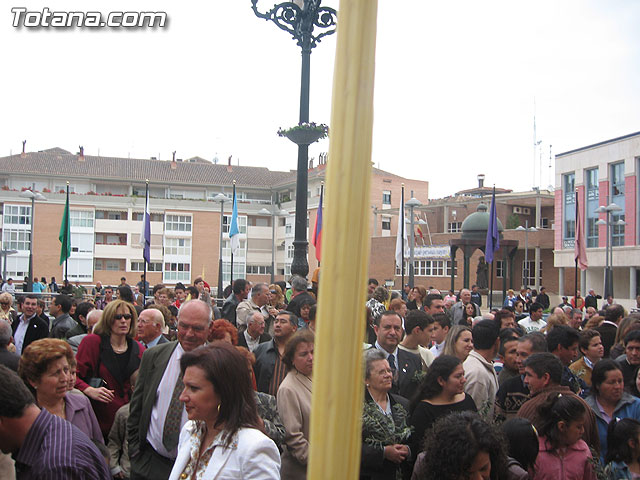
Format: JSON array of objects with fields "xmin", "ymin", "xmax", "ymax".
[
  {"xmin": 604, "ymin": 418, "xmax": 640, "ymax": 479},
  {"xmin": 501, "ymin": 417, "xmax": 539, "ymax": 479},
  {"xmin": 533, "ymin": 393, "xmax": 597, "ymax": 480}
]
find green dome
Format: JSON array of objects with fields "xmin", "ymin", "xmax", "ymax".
[{"xmin": 460, "ymin": 203, "xmax": 504, "ymax": 241}]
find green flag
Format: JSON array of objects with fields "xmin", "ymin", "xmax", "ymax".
[{"xmin": 59, "ymin": 187, "xmax": 71, "ymax": 265}]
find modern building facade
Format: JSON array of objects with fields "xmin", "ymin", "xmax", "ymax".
[
  {"xmin": 0, "ymin": 147, "xmax": 428, "ymax": 290},
  {"xmin": 554, "ymin": 131, "xmax": 640, "ymax": 303}
]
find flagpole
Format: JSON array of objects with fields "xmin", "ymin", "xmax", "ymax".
[
  {"xmin": 143, "ymin": 180, "xmax": 149, "ymax": 302},
  {"xmin": 64, "ymin": 182, "xmax": 69, "ymax": 284},
  {"xmin": 490, "ymin": 260, "xmax": 494, "ymax": 310},
  {"xmin": 574, "ymin": 188, "xmax": 579, "ymax": 303},
  {"xmin": 230, "ymin": 181, "xmax": 236, "ymax": 289},
  {"xmin": 401, "ymin": 184, "xmax": 405, "ymax": 297}
]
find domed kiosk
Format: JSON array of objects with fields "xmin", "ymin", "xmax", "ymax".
[{"xmin": 449, "ymin": 204, "xmax": 519, "ymax": 303}]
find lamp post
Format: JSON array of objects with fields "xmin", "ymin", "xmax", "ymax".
[
  {"xmin": 405, "ymin": 197, "xmax": 421, "ymax": 288},
  {"xmin": 516, "ymin": 221, "xmax": 537, "ymax": 288},
  {"xmin": 19, "ymin": 189, "xmax": 47, "ymax": 293},
  {"xmin": 213, "ymin": 193, "xmax": 229, "ymax": 300},
  {"xmin": 252, "ymin": 0, "xmax": 337, "ymax": 279},
  {"xmin": 595, "ymin": 203, "xmax": 624, "ymax": 298},
  {"xmin": 260, "ymin": 206, "xmax": 290, "ymax": 284}
]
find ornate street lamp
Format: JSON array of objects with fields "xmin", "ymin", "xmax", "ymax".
[
  {"xmin": 516, "ymin": 221, "xmax": 537, "ymax": 288},
  {"xmin": 595, "ymin": 203, "xmax": 625, "ymax": 298},
  {"xmin": 405, "ymin": 197, "xmax": 421, "ymax": 288},
  {"xmin": 251, "ymin": 0, "xmax": 337, "ymax": 278},
  {"xmin": 213, "ymin": 193, "xmax": 230, "ymax": 299}
]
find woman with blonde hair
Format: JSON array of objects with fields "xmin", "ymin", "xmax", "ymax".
[
  {"xmin": 75, "ymin": 299, "xmax": 145, "ymax": 437},
  {"xmin": 442, "ymin": 325, "xmax": 473, "ymax": 363},
  {"xmin": 540, "ymin": 312, "xmax": 569, "ymax": 334},
  {"xmin": 268, "ymin": 284, "xmax": 286, "ymax": 310}
]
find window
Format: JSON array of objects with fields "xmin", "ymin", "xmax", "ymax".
[
  {"xmin": 164, "ymin": 238, "xmax": 191, "ymax": 256},
  {"xmin": 586, "ymin": 168, "xmax": 599, "ymax": 200},
  {"xmin": 95, "ymin": 210, "xmax": 128, "ymax": 220},
  {"xmin": 95, "ymin": 233, "xmax": 127, "ymax": 245},
  {"xmin": 612, "ymin": 214, "xmax": 626, "ymax": 246},
  {"xmin": 222, "ymin": 239, "xmax": 246, "ymax": 259},
  {"xmin": 287, "ymin": 245, "xmax": 294, "ymax": 259},
  {"xmin": 2, "ymin": 230, "xmax": 30, "ymax": 251},
  {"xmin": 55, "ymin": 184, "xmax": 75, "ymax": 193},
  {"xmin": 165, "ymin": 214, "xmax": 192, "ymax": 232},
  {"xmin": 587, "ymin": 218, "xmax": 599, "ymax": 248},
  {"xmin": 382, "ymin": 191, "xmax": 391, "ymax": 205},
  {"xmin": 131, "ymin": 261, "xmax": 162, "ymax": 272},
  {"xmin": 164, "ymin": 262, "xmax": 191, "ymax": 282},
  {"xmin": 541, "ymin": 218, "xmax": 549, "ymax": 229},
  {"xmin": 132, "ymin": 212, "xmax": 164, "ymax": 222},
  {"xmin": 611, "ymin": 162, "xmax": 625, "ymax": 196},
  {"xmin": 3, "ymin": 205, "xmax": 31, "ymax": 225},
  {"xmin": 448, "ymin": 222, "xmax": 462, "ymax": 233},
  {"xmin": 70, "ymin": 210, "xmax": 94, "ymax": 228},
  {"xmin": 496, "ymin": 260, "xmax": 504, "ymax": 278},
  {"xmin": 95, "ymin": 259, "xmax": 125, "ymax": 271},
  {"xmin": 585, "ymin": 168, "xmax": 599, "ymax": 248},
  {"xmin": 246, "ymin": 265, "xmax": 272, "ymax": 274},
  {"xmin": 381, "ymin": 217, "xmax": 391, "ymax": 231},
  {"xmin": 395, "ymin": 260, "xmax": 454, "ymax": 277},
  {"xmin": 563, "ymin": 173, "xmax": 576, "ymax": 248},
  {"xmin": 71, "ymin": 233, "xmax": 94, "ymax": 254},
  {"xmin": 222, "ymin": 215, "xmax": 247, "ymax": 234},
  {"xmin": 522, "ymin": 261, "xmax": 542, "ymax": 287}
]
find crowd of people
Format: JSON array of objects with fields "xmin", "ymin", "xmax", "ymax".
[{"xmin": 1, "ymin": 273, "xmax": 640, "ymax": 479}]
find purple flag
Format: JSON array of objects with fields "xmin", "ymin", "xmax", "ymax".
[{"xmin": 485, "ymin": 186, "xmax": 500, "ymax": 263}]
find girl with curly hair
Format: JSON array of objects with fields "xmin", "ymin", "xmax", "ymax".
[{"xmin": 411, "ymin": 410, "xmax": 507, "ymax": 480}]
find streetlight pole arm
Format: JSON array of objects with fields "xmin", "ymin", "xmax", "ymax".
[{"xmin": 251, "ymin": 0, "xmax": 337, "ymax": 51}]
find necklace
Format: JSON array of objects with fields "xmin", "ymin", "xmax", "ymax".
[{"xmin": 111, "ymin": 342, "xmax": 127, "ymax": 353}]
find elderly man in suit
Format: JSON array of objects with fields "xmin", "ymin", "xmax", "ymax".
[
  {"xmin": 370, "ymin": 310, "xmax": 422, "ymax": 399},
  {"xmin": 238, "ymin": 311, "xmax": 271, "ymax": 352},
  {"xmin": 136, "ymin": 308, "xmax": 169, "ymax": 349},
  {"xmin": 11, "ymin": 294, "xmax": 48, "ymax": 355},
  {"xmin": 128, "ymin": 300, "xmax": 213, "ymax": 480}
]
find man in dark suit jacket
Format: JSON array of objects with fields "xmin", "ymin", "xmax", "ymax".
[
  {"xmin": 584, "ymin": 289, "xmax": 601, "ymax": 310},
  {"xmin": 596, "ymin": 303, "xmax": 624, "ymax": 358},
  {"xmin": 370, "ymin": 311, "xmax": 422, "ymax": 399},
  {"xmin": 0, "ymin": 319, "xmax": 20, "ymax": 371},
  {"xmin": 11, "ymin": 294, "xmax": 48, "ymax": 355},
  {"xmin": 237, "ymin": 311, "xmax": 271, "ymax": 352},
  {"xmin": 128, "ymin": 300, "xmax": 212, "ymax": 480},
  {"xmin": 136, "ymin": 308, "xmax": 169, "ymax": 349},
  {"xmin": 221, "ymin": 278, "xmax": 249, "ymax": 326}
]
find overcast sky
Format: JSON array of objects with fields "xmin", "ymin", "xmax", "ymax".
[{"xmin": 2, "ymin": 0, "xmax": 639, "ymax": 198}]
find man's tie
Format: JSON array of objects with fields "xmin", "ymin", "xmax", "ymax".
[
  {"xmin": 387, "ymin": 353, "xmax": 396, "ymax": 374},
  {"xmin": 162, "ymin": 371, "xmax": 184, "ymax": 451}
]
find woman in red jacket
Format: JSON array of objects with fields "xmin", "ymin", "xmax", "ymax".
[{"xmin": 76, "ymin": 299, "xmax": 145, "ymax": 437}]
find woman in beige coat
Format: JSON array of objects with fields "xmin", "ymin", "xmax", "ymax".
[{"xmin": 277, "ymin": 329, "xmax": 314, "ymax": 479}]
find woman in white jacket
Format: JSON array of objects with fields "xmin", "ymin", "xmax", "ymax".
[{"xmin": 168, "ymin": 341, "xmax": 280, "ymax": 480}]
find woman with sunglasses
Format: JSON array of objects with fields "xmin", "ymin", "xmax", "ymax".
[{"xmin": 76, "ymin": 299, "xmax": 145, "ymax": 438}]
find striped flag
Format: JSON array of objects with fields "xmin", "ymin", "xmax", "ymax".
[
  {"xmin": 229, "ymin": 183, "xmax": 240, "ymax": 255},
  {"xmin": 574, "ymin": 189, "xmax": 588, "ymax": 270}
]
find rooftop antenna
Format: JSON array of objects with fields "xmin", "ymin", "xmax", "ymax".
[
  {"xmin": 548, "ymin": 144, "xmax": 553, "ymax": 189},
  {"xmin": 533, "ymin": 99, "xmax": 542, "ymax": 189}
]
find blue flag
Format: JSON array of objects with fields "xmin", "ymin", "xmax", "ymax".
[{"xmin": 485, "ymin": 186, "xmax": 500, "ymax": 263}]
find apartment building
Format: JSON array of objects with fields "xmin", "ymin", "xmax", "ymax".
[
  {"xmin": 554, "ymin": 131, "xmax": 640, "ymax": 303},
  {"xmin": 0, "ymin": 147, "xmax": 428, "ymax": 289}
]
